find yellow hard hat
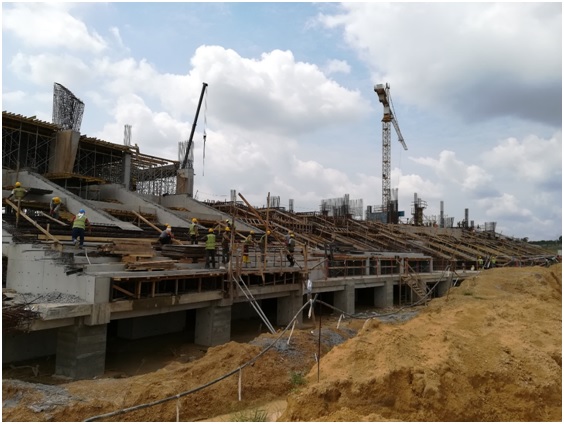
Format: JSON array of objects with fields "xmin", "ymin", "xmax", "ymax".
[
  {"xmin": 53, "ymin": 197, "xmax": 61, "ymax": 203},
  {"xmin": 225, "ymin": 227, "xmax": 230, "ymax": 231},
  {"xmin": 15, "ymin": 182, "xmax": 21, "ymax": 187},
  {"xmin": 208, "ymin": 228, "xmax": 214, "ymax": 233},
  {"xmin": 267, "ymin": 230, "xmax": 271, "ymax": 235},
  {"xmin": 250, "ymin": 230, "xmax": 255, "ymax": 234},
  {"xmin": 290, "ymin": 234, "xmax": 294, "ymax": 238},
  {"xmin": 165, "ymin": 223, "xmax": 170, "ymax": 227},
  {"xmin": 192, "ymin": 218, "xmax": 198, "ymax": 223}
]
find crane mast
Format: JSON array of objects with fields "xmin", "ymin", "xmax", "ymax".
[{"xmin": 374, "ymin": 83, "xmax": 407, "ymax": 213}]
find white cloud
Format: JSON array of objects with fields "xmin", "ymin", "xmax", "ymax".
[
  {"xmin": 2, "ymin": 3, "xmax": 107, "ymax": 53},
  {"xmin": 10, "ymin": 53, "xmax": 92, "ymax": 88},
  {"xmin": 412, "ymin": 150, "xmax": 492, "ymax": 193},
  {"xmin": 323, "ymin": 59, "xmax": 351, "ymax": 75},
  {"xmin": 318, "ymin": 3, "xmax": 562, "ymax": 126},
  {"xmin": 482, "ymin": 132, "xmax": 562, "ymax": 185},
  {"xmin": 478, "ymin": 193, "xmax": 533, "ymax": 220}
]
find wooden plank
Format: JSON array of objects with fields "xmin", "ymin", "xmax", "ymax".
[
  {"xmin": 5, "ymin": 198, "xmax": 60, "ymax": 244},
  {"xmin": 131, "ymin": 209, "xmax": 183, "ymax": 245},
  {"xmin": 37, "ymin": 210, "xmax": 69, "ymax": 226},
  {"xmin": 112, "ymin": 284, "xmax": 136, "ymax": 298}
]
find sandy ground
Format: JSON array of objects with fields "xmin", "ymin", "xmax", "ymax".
[{"xmin": 2, "ymin": 264, "xmax": 562, "ymax": 422}]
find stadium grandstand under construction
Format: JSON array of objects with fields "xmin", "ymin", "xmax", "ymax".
[{"xmin": 2, "ymin": 84, "xmax": 557, "ymax": 379}]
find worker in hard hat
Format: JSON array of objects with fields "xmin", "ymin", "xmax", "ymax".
[
  {"xmin": 158, "ymin": 225, "xmax": 174, "ymax": 245},
  {"xmin": 477, "ymin": 256, "xmax": 484, "ymax": 269},
  {"xmin": 9, "ymin": 182, "xmax": 28, "ymax": 200},
  {"xmin": 286, "ymin": 232, "xmax": 296, "ymax": 267},
  {"xmin": 204, "ymin": 228, "xmax": 217, "ymax": 269},
  {"xmin": 221, "ymin": 227, "xmax": 231, "ymax": 266},
  {"xmin": 259, "ymin": 230, "xmax": 271, "ymax": 264},
  {"xmin": 189, "ymin": 218, "xmax": 199, "ymax": 245},
  {"xmin": 49, "ymin": 196, "xmax": 62, "ymax": 220},
  {"xmin": 71, "ymin": 209, "xmax": 91, "ymax": 248},
  {"xmin": 7, "ymin": 182, "xmax": 28, "ymax": 217},
  {"xmin": 243, "ymin": 231, "xmax": 255, "ymax": 266}
]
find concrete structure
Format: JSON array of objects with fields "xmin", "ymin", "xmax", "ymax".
[{"xmin": 3, "ymin": 110, "xmax": 555, "ymax": 380}]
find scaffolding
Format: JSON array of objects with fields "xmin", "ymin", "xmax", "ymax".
[{"xmin": 2, "ymin": 113, "xmax": 58, "ymax": 174}]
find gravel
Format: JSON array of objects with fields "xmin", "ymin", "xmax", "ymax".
[{"xmin": 4, "ymin": 291, "xmax": 86, "ymax": 305}]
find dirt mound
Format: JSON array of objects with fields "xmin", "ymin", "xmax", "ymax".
[
  {"xmin": 280, "ymin": 264, "xmax": 562, "ymax": 421},
  {"xmin": 3, "ymin": 265, "xmax": 561, "ymax": 422},
  {"xmin": 2, "ymin": 322, "xmax": 355, "ymax": 422}
]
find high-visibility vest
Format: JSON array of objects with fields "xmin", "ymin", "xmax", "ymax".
[
  {"xmin": 12, "ymin": 187, "xmax": 26, "ymax": 199},
  {"xmin": 73, "ymin": 215, "xmax": 88, "ymax": 229},
  {"xmin": 190, "ymin": 223, "xmax": 198, "ymax": 235},
  {"xmin": 205, "ymin": 234, "xmax": 216, "ymax": 250}
]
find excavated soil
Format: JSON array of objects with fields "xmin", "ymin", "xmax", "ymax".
[{"xmin": 2, "ymin": 264, "xmax": 562, "ymax": 422}]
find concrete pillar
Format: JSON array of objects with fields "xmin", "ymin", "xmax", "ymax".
[
  {"xmin": 123, "ymin": 152, "xmax": 132, "ymax": 190},
  {"xmin": 435, "ymin": 274, "xmax": 452, "ymax": 297},
  {"xmin": 334, "ymin": 283, "xmax": 355, "ymax": 315},
  {"xmin": 55, "ymin": 320, "xmax": 107, "ymax": 380},
  {"xmin": 195, "ymin": 303, "xmax": 231, "ymax": 347},
  {"xmin": 277, "ymin": 290, "xmax": 303, "ymax": 327},
  {"xmin": 48, "ymin": 130, "xmax": 80, "ymax": 174},
  {"xmin": 374, "ymin": 281, "xmax": 393, "ymax": 308},
  {"xmin": 176, "ymin": 168, "xmax": 195, "ymax": 197}
]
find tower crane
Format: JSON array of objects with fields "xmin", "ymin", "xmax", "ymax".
[{"xmin": 374, "ymin": 83, "xmax": 407, "ymax": 213}]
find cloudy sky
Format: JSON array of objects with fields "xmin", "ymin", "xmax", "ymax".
[{"xmin": 2, "ymin": 2, "xmax": 562, "ymax": 241}]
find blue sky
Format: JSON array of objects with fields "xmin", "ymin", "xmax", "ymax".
[{"xmin": 2, "ymin": 2, "xmax": 562, "ymax": 241}]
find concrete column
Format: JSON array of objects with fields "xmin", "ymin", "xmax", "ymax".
[
  {"xmin": 334, "ymin": 283, "xmax": 355, "ymax": 315},
  {"xmin": 48, "ymin": 130, "xmax": 80, "ymax": 174},
  {"xmin": 123, "ymin": 152, "xmax": 132, "ymax": 190},
  {"xmin": 195, "ymin": 303, "xmax": 231, "ymax": 347},
  {"xmin": 277, "ymin": 290, "xmax": 303, "ymax": 327},
  {"xmin": 374, "ymin": 281, "xmax": 393, "ymax": 308},
  {"xmin": 435, "ymin": 275, "xmax": 452, "ymax": 297},
  {"xmin": 55, "ymin": 320, "xmax": 107, "ymax": 380}
]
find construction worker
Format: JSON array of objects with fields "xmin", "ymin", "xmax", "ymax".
[
  {"xmin": 204, "ymin": 228, "xmax": 217, "ymax": 269},
  {"xmin": 491, "ymin": 256, "xmax": 497, "ymax": 268},
  {"xmin": 221, "ymin": 227, "xmax": 231, "ymax": 265},
  {"xmin": 243, "ymin": 231, "xmax": 255, "ymax": 266},
  {"xmin": 71, "ymin": 209, "xmax": 91, "ymax": 248},
  {"xmin": 7, "ymin": 182, "xmax": 28, "ymax": 216},
  {"xmin": 189, "ymin": 218, "xmax": 199, "ymax": 245},
  {"xmin": 477, "ymin": 256, "xmax": 484, "ymax": 269},
  {"xmin": 286, "ymin": 232, "xmax": 296, "ymax": 267},
  {"xmin": 259, "ymin": 230, "xmax": 271, "ymax": 263},
  {"xmin": 49, "ymin": 196, "xmax": 62, "ymax": 220},
  {"xmin": 158, "ymin": 225, "xmax": 174, "ymax": 245}
]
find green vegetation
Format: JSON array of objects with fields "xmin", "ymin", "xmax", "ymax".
[
  {"xmin": 528, "ymin": 238, "xmax": 562, "ymax": 255},
  {"xmin": 290, "ymin": 370, "xmax": 306, "ymax": 387}
]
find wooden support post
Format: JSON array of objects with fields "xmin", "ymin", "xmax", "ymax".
[{"xmin": 5, "ymin": 198, "xmax": 61, "ymax": 244}]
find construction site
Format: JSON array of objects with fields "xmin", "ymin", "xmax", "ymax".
[{"xmin": 2, "ymin": 83, "xmax": 560, "ymax": 422}]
